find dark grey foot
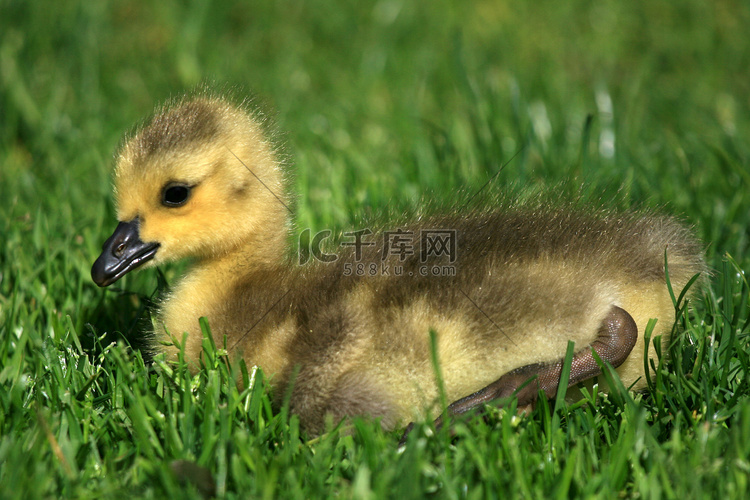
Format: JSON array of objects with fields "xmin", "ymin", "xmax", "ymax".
[{"xmin": 399, "ymin": 305, "xmax": 638, "ymax": 445}]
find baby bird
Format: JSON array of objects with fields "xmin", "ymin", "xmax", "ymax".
[{"xmin": 92, "ymin": 95, "xmax": 705, "ymax": 434}]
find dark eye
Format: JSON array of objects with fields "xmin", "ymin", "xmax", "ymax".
[{"xmin": 162, "ymin": 183, "xmax": 191, "ymax": 207}]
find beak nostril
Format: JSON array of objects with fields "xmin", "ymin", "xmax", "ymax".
[{"xmin": 114, "ymin": 243, "xmax": 125, "ymax": 258}]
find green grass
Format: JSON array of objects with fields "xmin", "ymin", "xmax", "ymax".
[{"xmin": 2, "ymin": 0, "xmax": 750, "ymax": 497}]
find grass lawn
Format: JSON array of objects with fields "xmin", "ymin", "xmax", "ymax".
[{"xmin": 2, "ymin": 0, "xmax": 750, "ymax": 497}]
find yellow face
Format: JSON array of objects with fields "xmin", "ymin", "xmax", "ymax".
[
  {"xmin": 92, "ymin": 97, "xmax": 287, "ymax": 287},
  {"xmin": 115, "ymin": 143, "xmax": 258, "ymax": 264}
]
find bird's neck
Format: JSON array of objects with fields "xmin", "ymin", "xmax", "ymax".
[{"xmin": 156, "ymin": 223, "xmax": 293, "ymax": 363}]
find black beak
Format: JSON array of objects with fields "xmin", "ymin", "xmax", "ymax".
[{"xmin": 91, "ymin": 218, "xmax": 160, "ymax": 287}]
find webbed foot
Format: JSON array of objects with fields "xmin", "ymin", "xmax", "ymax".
[{"xmin": 399, "ymin": 305, "xmax": 637, "ymax": 446}]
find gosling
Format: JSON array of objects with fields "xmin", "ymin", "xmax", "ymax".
[{"xmin": 92, "ymin": 95, "xmax": 705, "ymax": 434}]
